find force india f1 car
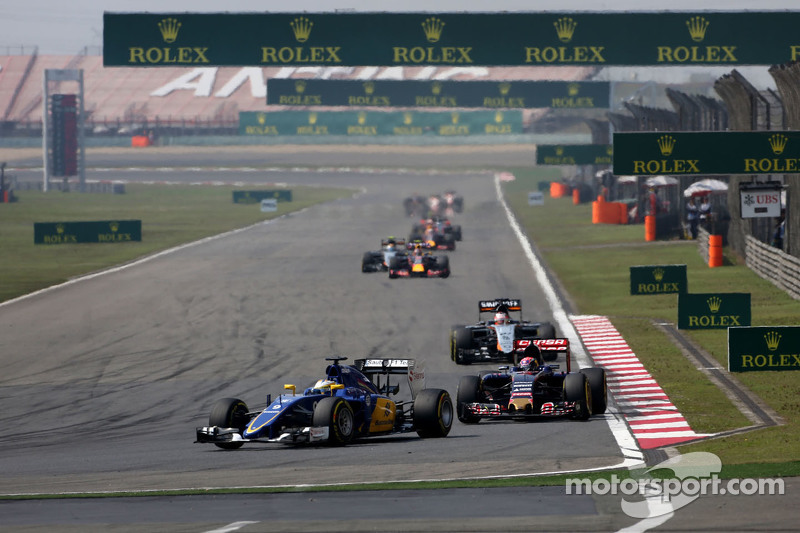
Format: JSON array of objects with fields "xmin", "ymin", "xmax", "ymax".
[
  {"xmin": 388, "ymin": 246, "xmax": 450, "ymax": 279},
  {"xmin": 456, "ymin": 338, "xmax": 608, "ymax": 422},
  {"xmin": 450, "ymin": 299, "xmax": 556, "ymax": 365},
  {"xmin": 362, "ymin": 237, "xmax": 406, "ymax": 273},
  {"xmin": 195, "ymin": 357, "xmax": 453, "ymax": 448}
]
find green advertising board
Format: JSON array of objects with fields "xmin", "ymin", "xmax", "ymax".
[
  {"xmin": 239, "ymin": 110, "xmax": 523, "ymax": 136},
  {"xmin": 232, "ymin": 190, "xmax": 292, "ymax": 203},
  {"xmin": 34, "ymin": 220, "xmax": 142, "ymax": 244},
  {"xmin": 729, "ymin": 326, "xmax": 800, "ymax": 372},
  {"xmin": 537, "ymin": 144, "xmax": 613, "ymax": 166},
  {"xmin": 105, "ymin": 12, "xmax": 800, "ymax": 67},
  {"xmin": 266, "ymin": 79, "xmax": 609, "ymax": 109},
  {"xmin": 629, "ymin": 264, "xmax": 687, "ymax": 295},
  {"xmin": 678, "ymin": 292, "xmax": 751, "ymax": 330},
  {"xmin": 613, "ymin": 131, "xmax": 800, "ymax": 176}
]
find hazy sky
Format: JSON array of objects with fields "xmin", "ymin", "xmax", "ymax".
[{"xmin": 1, "ymin": 0, "xmax": 798, "ymax": 54}]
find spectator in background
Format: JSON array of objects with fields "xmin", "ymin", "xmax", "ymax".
[
  {"xmin": 686, "ymin": 197, "xmax": 699, "ymax": 239},
  {"xmin": 699, "ymin": 196, "xmax": 712, "ymax": 230},
  {"xmin": 772, "ymin": 209, "xmax": 786, "ymax": 250}
]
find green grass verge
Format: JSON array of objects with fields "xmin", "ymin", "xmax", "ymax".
[
  {"xmin": 0, "ymin": 184, "xmax": 352, "ymax": 303},
  {"xmin": 503, "ymin": 168, "xmax": 800, "ymax": 467}
]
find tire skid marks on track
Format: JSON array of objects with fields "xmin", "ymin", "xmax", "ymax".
[{"xmin": 571, "ymin": 315, "xmax": 715, "ymax": 449}]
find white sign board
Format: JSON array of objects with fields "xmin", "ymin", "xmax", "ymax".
[
  {"xmin": 528, "ymin": 191, "xmax": 544, "ymax": 206},
  {"xmin": 260, "ymin": 198, "xmax": 278, "ymax": 212},
  {"xmin": 740, "ymin": 189, "xmax": 781, "ymax": 218}
]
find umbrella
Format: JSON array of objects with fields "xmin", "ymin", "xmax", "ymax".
[
  {"xmin": 645, "ymin": 175, "xmax": 679, "ymax": 187},
  {"xmin": 684, "ymin": 179, "xmax": 728, "ymax": 197}
]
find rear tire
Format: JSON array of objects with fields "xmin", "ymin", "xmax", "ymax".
[
  {"xmin": 388, "ymin": 257, "xmax": 401, "ymax": 279},
  {"xmin": 437, "ymin": 255, "xmax": 450, "ymax": 278},
  {"xmin": 414, "ymin": 389, "xmax": 453, "ymax": 438},
  {"xmin": 537, "ymin": 322, "xmax": 556, "ymax": 339},
  {"xmin": 312, "ymin": 397, "xmax": 355, "ymax": 445},
  {"xmin": 456, "ymin": 375, "xmax": 482, "ymax": 424},
  {"xmin": 580, "ymin": 367, "xmax": 607, "ymax": 415},
  {"xmin": 362, "ymin": 252, "xmax": 374, "ymax": 273},
  {"xmin": 564, "ymin": 373, "xmax": 591, "ymax": 421},
  {"xmin": 209, "ymin": 398, "xmax": 249, "ymax": 450}
]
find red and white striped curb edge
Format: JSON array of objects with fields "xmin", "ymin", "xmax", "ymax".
[{"xmin": 571, "ymin": 314, "xmax": 714, "ymax": 449}]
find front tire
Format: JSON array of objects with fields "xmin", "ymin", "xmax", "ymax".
[
  {"xmin": 209, "ymin": 397, "xmax": 249, "ymax": 450},
  {"xmin": 452, "ymin": 326, "xmax": 472, "ymax": 365},
  {"xmin": 456, "ymin": 375, "xmax": 482, "ymax": 424},
  {"xmin": 312, "ymin": 397, "xmax": 355, "ymax": 445},
  {"xmin": 413, "ymin": 389, "xmax": 453, "ymax": 438},
  {"xmin": 564, "ymin": 373, "xmax": 592, "ymax": 421}
]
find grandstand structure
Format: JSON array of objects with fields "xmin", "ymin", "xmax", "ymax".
[{"xmin": 0, "ymin": 49, "xmax": 597, "ymax": 137}]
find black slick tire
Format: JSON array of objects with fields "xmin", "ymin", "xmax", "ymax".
[
  {"xmin": 413, "ymin": 388, "xmax": 453, "ymax": 438},
  {"xmin": 563, "ymin": 373, "xmax": 592, "ymax": 421},
  {"xmin": 209, "ymin": 397, "xmax": 249, "ymax": 450},
  {"xmin": 456, "ymin": 375, "xmax": 482, "ymax": 424},
  {"xmin": 312, "ymin": 396, "xmax": 355, "ymax": 445}
]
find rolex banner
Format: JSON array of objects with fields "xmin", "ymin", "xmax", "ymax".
[
  {"xmin": 105, "ymin": 12, "xmax": 800, "ymax": 67},
  {"xmin": 729, "ymin": 326, "xmax": 800, "ymax": 372},
  {"xmin": 537, "ymin": 144, "xmax": 613, "ymax": 166},
  {"xmin": 266, "ymin": 79, "xmax": 609, "ymax": 109},
  {"xmin": 678, "ymin": 293, "xmax": 751, "ymax": 330},
  {"xmin": 34, "ymin": 220, "xmax": 142, "ymax": 244},
  {"xmin": 613, "ymin": 131, "xmax": 800, "ymax": 176},
  {"xmin": 239, "ymin": 110, "xmax": 523, "ymax": 136},
  {"xmin": 630, "ymin": 264, "xmax": 687, "ymax": 295}
]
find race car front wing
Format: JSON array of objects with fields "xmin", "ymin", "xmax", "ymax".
[{"xmin": 195, "ymin": 425, "xmax": 330, "ymax": 445}]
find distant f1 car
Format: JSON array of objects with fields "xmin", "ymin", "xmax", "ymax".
[
  {"xmin": 196, "ymin": 357, "xmax": 453, "ymax": 448},
  {"xmin": 362, "ymin": 237, "xmax": 406, "ymax": 273},
  {"xmin": 456, "ymin": 339, "xmax": 607, "ymax": 423},
  {"xmin": 409, "ymin": 215, "xmax": 461, "ymax": 250},
  {"xmin": 450, "ymin": 299, "xmax": 556, "ymax": 365},
  {"xmin": 388, "ymin": 245, "xmax": 450, "ymax": 278}
]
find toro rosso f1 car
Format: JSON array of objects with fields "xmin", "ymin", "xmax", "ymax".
[
  {"xmin": 196, "ymin": 357, "xmax": 453, "ymax": 448},
  {"xmin": 362, "ymin": 237, "xmax": 406, "ymax": 273},
  {"xmin": 450, "ymin": 299, "xmax": 556, "ymax": 365},
  {"xmin": 456, "ymin": 339, "xmax": 607, "ymax": 422}
]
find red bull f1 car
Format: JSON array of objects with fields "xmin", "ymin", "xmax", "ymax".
[
  {"xmin": 450, "ymin": 299, "xmax": 556, "ymax": 365},
  {"xmin": 388, "ymin": 245, "xmax": 450, "ymax": 278},
  {"xmin": 456, "ymin": 339, "xmax": 607, "ymax": 423},
  {"xmin": 409, "ymin": 215, "xmax": 461, "ymax": 250},
  {"xmin": 196, "ymin": 357, "xmax": 452, "ymax": 448}
]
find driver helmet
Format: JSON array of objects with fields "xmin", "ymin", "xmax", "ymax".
[
  {"xmin": 414, "ymin": 244, "xmax": 423, "ymax": 255},
  {"xmin": 494, "ymin": 311, "xmax": 509, "ymax": 325},
  {"xmin": 313, "ymin": 379, "xmax": 336, "ymax": 393},
  {"xmin": 518, "ymin": 356, "xmax": 536, "ymax": 371},
  {"xmin": 384, "ymin": 238, "xmax": 396, "ymax": 250}
]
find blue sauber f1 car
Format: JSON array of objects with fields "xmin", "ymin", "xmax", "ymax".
[
  {"xmin": 456, "ymin": 339, "xmax": 607, "ymax": 423},
  {"xmin": 196, "ymin": 357, "xmax": 453, "ymax": 448}
]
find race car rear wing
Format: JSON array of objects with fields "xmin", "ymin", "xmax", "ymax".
[
  {"xmin": 479, "ymin": 298, "xmax": 522, "ymax": 317},
  {"xmin": 533, "ymin": 338, "xmax": 571, "ymax": 372},
  {"xmin": 353, "ymin": 358, "xmax": 426, "ymax": 399},
  {"xmin": 381, "ymin": 238, "xmax": 406, "ymax": 247}
]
